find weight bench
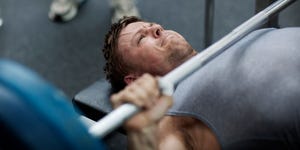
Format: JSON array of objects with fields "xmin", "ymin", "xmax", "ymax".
[
  {"xmin": 72, "ymin": 79, "xmax": 128, "ymax": 150},
  {"xmin": 72, "ymin": 79, "xmax": 113, "ymax": 121}
]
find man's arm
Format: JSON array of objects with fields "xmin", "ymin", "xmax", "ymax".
[
  {"xmin": 110, "ymin": 73, "xmax": 221, "ymax": 150},
  {"xmin": 110, "ymin": 73, "xmax": 173, "ymax": 150}
]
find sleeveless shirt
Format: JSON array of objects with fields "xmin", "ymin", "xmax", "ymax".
[{"xmin": 168, "ymin": 28, "xmax": 300, "ymax": 149}]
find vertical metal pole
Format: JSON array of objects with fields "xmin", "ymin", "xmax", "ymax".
[
  {"xmin": 204, "ymin": 0, "xmax": 215, "ymax": 48},
  {"xmin": 0, "ymin": 0, "xmax": 3, "ymax": 27}
]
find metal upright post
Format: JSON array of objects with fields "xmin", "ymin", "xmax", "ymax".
[{"xmin": 204, "ymin": 0, "xmax": 215, "ymax": 48}]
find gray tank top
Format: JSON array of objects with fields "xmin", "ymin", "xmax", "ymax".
[{"xmin": 168, "ymin": 28, "xmax": 300, "ymax": 149}]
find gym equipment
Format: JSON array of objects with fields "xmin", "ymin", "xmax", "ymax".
[
  {"xmin": 204, "ymin": 0, "xmax": 215, "ymax": 47},
  {"xmin": 89, "ymin": 0, "xmax": 297, "ymax": 138},
  {"xmin": 73, "ymin": 79, "xmax": 113, "ymax": 121},
  {"xmin": 0, "ymin": 60, "xmax": 106, "ymax": 150},
  {"xmin": 0, "ymin": 0, "xmax": 297, "ymax": 148},
  {"xmin": 0, "ymin": 5, "xmax": 3, "ymax": 27}
]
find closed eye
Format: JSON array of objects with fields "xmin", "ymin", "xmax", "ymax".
[{"xmin": 138, "ymin": 35, "xmax": 145, "ymax": 44}]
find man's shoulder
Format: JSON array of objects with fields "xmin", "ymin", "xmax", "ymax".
[{"xmin": 251, "ymin": 27, "xmax": 300, "ymax": 41}]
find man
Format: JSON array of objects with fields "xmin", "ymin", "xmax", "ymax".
[{"xmin": 103, "ymin": 16, "xmax": 300, "ymax": 149}]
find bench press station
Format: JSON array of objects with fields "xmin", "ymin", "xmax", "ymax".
[{"xmin": 0, "ymin": 0, "xmax": 297, "ymax": 149}]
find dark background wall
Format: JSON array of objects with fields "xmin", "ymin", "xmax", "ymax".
[{"xmin": 0, "ymin": 0, "xmax": 299, "ymax": 99}]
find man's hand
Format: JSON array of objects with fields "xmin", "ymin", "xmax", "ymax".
[
  {"xmin": 110, "ymin": 73, "xmax": 172, "ymax": 131},
  {"xmin": 110, "ymin": 73, "xmax": 173, "ymax": 150}
]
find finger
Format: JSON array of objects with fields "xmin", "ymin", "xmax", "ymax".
[
  {"xmin": 127, "ymin": 82, "xmax": 155, "ymax": 108},
  {"xmin": 112, "ymin": 73, "xmax": 161, "ymax": 110},
  {"xmin": 126, "ymin": 95, "xmax": 173, "ymax": 129},
  {"xmin": 110, "ymin": 80, "xmax": 149, "ymax": 108},
  {"xmin": 110, "ymin": 93, "xmax": 125, "ymax": 108},
  {"xmin": 110, "ymin": 90, "xmax": 143, "ymax": 108},
  {"xmin": 126, "ymin": 75, "xmax": 157, "ymax": 108},
  {"xmin": 127, "ymin": 96, "xmax": 173, "ymax": 127},
  {"xmin": 135, "ymin": 74, "xmax": 160, "ymax": 107}
]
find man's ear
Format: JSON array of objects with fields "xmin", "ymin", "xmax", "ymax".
[{"xmin": 124, "ymin": 74, "xmax": 138, "ymax": 85}]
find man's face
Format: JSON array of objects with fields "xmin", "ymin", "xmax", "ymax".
[{"xmin": 118, "ymin": 21, "xmax": 196, "ymax": 77}]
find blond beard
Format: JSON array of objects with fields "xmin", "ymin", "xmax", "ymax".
[{"xmin": 168, "ymin": 45, "xmax": 196, "ymax": 68}]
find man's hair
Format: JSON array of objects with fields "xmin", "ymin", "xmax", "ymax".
[{"xmin": 102, "ymin": 16, "xmax": 142, "ymax": 92}]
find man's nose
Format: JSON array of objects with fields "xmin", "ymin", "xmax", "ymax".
[{"xmin": 148, "ymin": 24, "xmax": 163, "ymax": 38}]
